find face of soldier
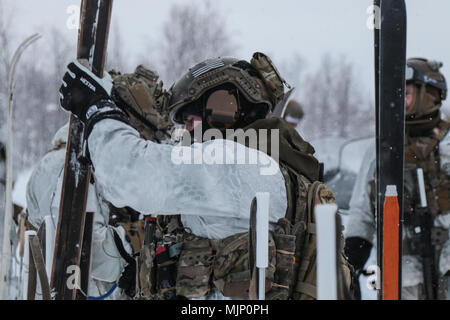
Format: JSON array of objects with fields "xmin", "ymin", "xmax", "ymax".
[
  {"xmin": 405, "ymin": 83, "xmax": 440, "ymax": 116},
  {"xmin": 405, "ymin": 83, "xmax": 415, "ymax": 113},
  {"xmin": 184, "ymin": 114, "xmax": 202, "ymax": 132}
]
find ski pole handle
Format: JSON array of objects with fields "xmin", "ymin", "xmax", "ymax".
[
  {"xmin": 256, "ymin": 193, "xmax": 269, "ymax": 269},
  {"xmin": 255, "ymin": 192, "xmax": 270, "ymax": 300},
  {"xmin": 315, "ymin": 203, "xmax": 339, "ymax": 300}
]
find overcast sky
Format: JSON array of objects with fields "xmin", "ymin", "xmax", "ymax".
[{"xmin": 4, "ymin": 0, "xmax": 450, "ymax": 112}]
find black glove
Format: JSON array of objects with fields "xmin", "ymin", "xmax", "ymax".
[
  {"xmin": 344, "ymin": 236, "xmax": 373, "ymax": 272},
  {"xmin": 59, "ymin": 60, "xmax": 114, "ymax": 121},
  {"xmin": 118, "ymin": 260, "xmax": 137, "ymax": 298},
  {"xmin": 59, "ymin": 60, "xmax": 130, "ymax": 138}
]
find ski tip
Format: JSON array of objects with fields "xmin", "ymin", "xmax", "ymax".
[{"xmin": 385, "ymin": 185, "xmax": 398, "ymax": 197}]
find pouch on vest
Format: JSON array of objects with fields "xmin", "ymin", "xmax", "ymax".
[
  {"xmin": 176, "ymin": 236, "xmax": 214, "ymax": 298},
  {"xmin": 110, "ymin": 65, "xmax": 171, "ymax": 141},
  {"xmin": 250, "ymin": 52, "xmax": 289, "ymax": 106},
  {"xmin": 213, "ymin": 232, "xmax": 276, "ymax": 299},
  {"xmin": 278, "ymin": 167, "xmax": 353, "ymax": 300}
]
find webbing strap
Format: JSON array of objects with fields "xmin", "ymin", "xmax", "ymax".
[{"xmin": 112, "ymin": 229, "xmax": 135, "ymax": 265}]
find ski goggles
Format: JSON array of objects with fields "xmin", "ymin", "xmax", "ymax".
[
  {"xmin": 205, "ymin": 89, "xmax": 239, "ymax": 129},
  {"xmin": 405, "ymin": 64, "xmax": 447, "ymax": 101},
  {"xmin": 405, "ymin": 65, "xmax": 414, "ymax": 82},
  {"xmin": 180, "ymin": 87, "xmax": 240, "ymax": 130}
]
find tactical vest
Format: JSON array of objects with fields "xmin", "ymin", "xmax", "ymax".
[
  {"xmin": 404, "ymin": 120, "xmax": 450, "ymax": 217},
  {"xmin": 135, "ymin": 118, "xmax": 354, "ymax": 300},
  {"xmin": 403, "ymin": 120, "xmax": 450, "ymax": 255},
  {"xmin": 368, "ymin": 120, "xmax": 449, "ymax": 220}
]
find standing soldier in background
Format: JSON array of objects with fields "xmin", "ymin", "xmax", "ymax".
[
  {"xmin": 344, "ymin": 57, "xmax": 450, "ymax": 299},
  {"xmin": 282, "ymin": 100, "xmax": 304, "ymax": 130}
]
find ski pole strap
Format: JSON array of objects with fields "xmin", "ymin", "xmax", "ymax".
[
  {"xmin": 112, "ymin": 229, "xmax": 135, "ymax": 266},
  {"xmin": 112, "ymin": 228, "xmax": 138, "ymax": 298},
  {"xmin": 82, "ymin": 100, "xmax": 132, "ymax": 164},
  {"xmin": 87, "ymin": 283, "xmax": 118, "ymax": 300}
]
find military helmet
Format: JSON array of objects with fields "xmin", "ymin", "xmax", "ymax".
[
  {"xmin": 167, "ymin": 53, "xmax": 288, "ymax": 128},
  {"xmin": 283, "ymin": 99, "xmax": 304, "ymax": 122},
  {"xmin": 405, "ymin": 57, "xmax": 447, "ymax": 118}
]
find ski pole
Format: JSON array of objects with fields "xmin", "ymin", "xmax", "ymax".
[
  {"xmin": 315, "ymin": 203, "xmax": 339, "ymax": 300},
  {"xmin": 416, "ymin": 168, "xmax": 437, "ymax": 300},
  {"xmin": 255, "ymin": 192, "xmax": 270, "ymax": 300}
]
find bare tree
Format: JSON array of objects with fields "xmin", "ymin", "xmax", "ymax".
[
  {"xmin": 300, "ymin": 53, "xmax": 373, "ymax": 140},
  {"xmin": 10, "ymin": 27, "xmax": 73, "ymax": 170},
  {"xmin": 279, "ymin": 52, "xmax": 307, "ymax": 93},
  {"xmin": 156, "ymin": 0, "xmax": 237, "ymax": 85},
  {"xmin": 106, "ymin": 20, "xmax": 128, "ymax": 73},
  {"xmin": 0, "ymin": 0, "xmax": 16, "ymax": 124}
]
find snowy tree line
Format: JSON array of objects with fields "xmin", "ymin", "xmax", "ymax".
[{"xmin": 0, "ymin": 0, "xmax": 374, "ymax": 172}]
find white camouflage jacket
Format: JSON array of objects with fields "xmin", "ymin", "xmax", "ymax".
[
  {"xmin": 345, "ymin": 131, "xmax": 450, "ymax": 286},
  {"xmin": 28, "ymin": 119, "xmax": 288, "ymax": 299},
  {"xmin": 86, "ymin": 119, "xmax": 288, "ymax": 240},
  {"xmin": 26, "ymin": 123, "xmax": 131, "ymax": 286}
]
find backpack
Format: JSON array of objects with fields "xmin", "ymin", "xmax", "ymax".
[{"xmin": 268, "ymin": 164, "xmax": 354, "ymax": 300}]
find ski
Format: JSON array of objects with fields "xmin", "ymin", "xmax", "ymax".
[
  {"xmin": 50, "ymin": 0, "xmax": 113, "ymax": 300},
  {"xmin": 0, "ymin": 33, "xmax": 41, "ymax": 300},
  {"xmin": 375, "ymin": 0, "xmax": 407, "ymax": 300}
]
